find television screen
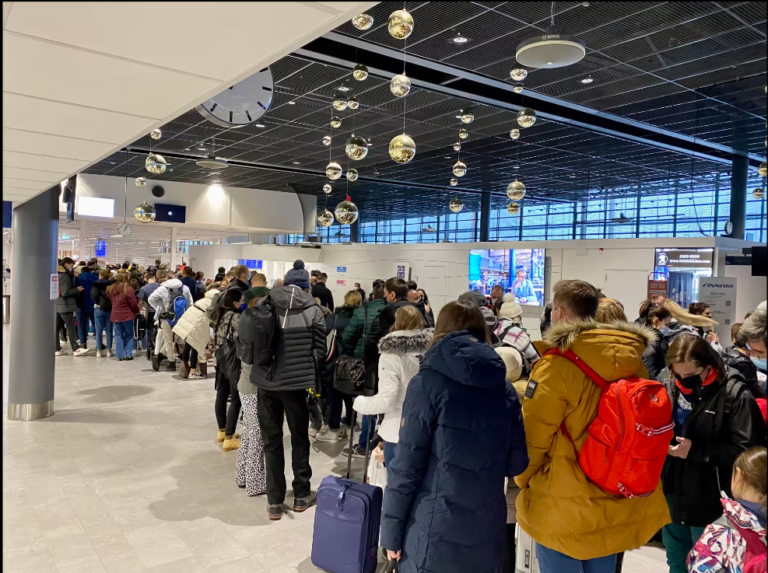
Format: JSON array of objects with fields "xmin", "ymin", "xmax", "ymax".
[
  {"xmin": 154, "ymin": 203, "xmax": 186, "ymax": 223},
  {"xmin": 469, "ymin": 248, "xmax": 545, "ymax": 305}
]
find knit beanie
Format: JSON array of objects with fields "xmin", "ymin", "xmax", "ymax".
[
  {"xmin": 495, "ymin": 346, "xmax": 523, "ymax": 382},
  {"xmin": 243, "ymin": 286, "xmax": 270, "ymax": 306},
  {"xmin": 458, "ymin": 290, "xmax": 489, "ymax": 308},
  {"xmin": 498, "ymin": 293, "xmax": 523, "ymax": 320},
  {"xmin": 284, "ymin": 260, "xmax": 310, "ymax": 289}
]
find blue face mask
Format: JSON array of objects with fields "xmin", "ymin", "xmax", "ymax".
[
  {"xmin": 659, "ymin": 326, "xmax": 672, "ymax": 336},
  {"xmin": 238, "ymin": 302, "xmax": 247, "ymax": 312},
  {"xmin": 751, "ymin": 356, "xmax": 767, "ymax": 372}
]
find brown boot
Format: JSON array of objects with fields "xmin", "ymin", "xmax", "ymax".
[
  {"xmin": 222, "ymin": 436, "xmax": 240, "ymax": 451},
  {"xmin": 179, "ymin": 361, "xmax": 190, "ymax": 379},
  {"xmin": 198, "ymin": 362, "xmax": 207, "ymax": 377}
]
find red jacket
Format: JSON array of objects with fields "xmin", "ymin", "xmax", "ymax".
[{"xmin": 108, "ymin": 286, "xmax": 139, "ymax": 322}]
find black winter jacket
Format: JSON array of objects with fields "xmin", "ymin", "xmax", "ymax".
[
  {"xmin": 364, "ymin": 300, "xmax": 419, "ymax": 369},
  {"xmin": 643, "ymin": 329, "xmax": 669, "ymax": 381},
  {"xmin": 90, "ymin": 279, "xmax": 116, "ymax": 313},
  {"xmin": 240, "ymin": 285, "xmax": 327, "ymax": 392},
  {"xmin": 312, "ymin": 282, "xmax": 335, "ymax": 311},
  {"xmin": 662, "ymin": 368, "xmax": 766, "ymax": 527},
  {"xmin": 721, "ymin": 345, "xmax": 766, "ymax": 399},
  {"xmin": 325, "ymin": 305, "xmax": 357, "ymax": 357}
]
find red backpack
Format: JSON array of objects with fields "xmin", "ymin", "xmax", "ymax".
[{"xmin": 547, "ymin": 348, "xmax": 674, "ymax": 499}]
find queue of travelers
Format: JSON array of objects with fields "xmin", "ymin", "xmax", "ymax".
[{"xmin": 55, "ymin": 255, "xmax": 767, "ymax": 573}]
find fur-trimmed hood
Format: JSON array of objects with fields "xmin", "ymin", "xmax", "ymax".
[
  {"xmin": 378, "ymin": 328, "xmax": 433, "ymax": 355},
  {"xmin": 536, "ymin": 319, "xmax": 658, "ymax": 382}
]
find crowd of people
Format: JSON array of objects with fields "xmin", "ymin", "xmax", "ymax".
[{"xmin": 56, "ymin": 255, "xmax": 768, "ymax": 573}]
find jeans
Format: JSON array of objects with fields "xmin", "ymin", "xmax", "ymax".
[
  {"xmin": 181, "ymin": 344, "xmax": 198, "ymax": 368},
  {"xmin": 383, "ymin": 441, "xmax": 396, "ymax": 467},
  {"xmin": 257, "ymin": 388, "xmax": 312, "ymax": 505},
  {"xmin": 359, "ymin": 415, "xmax": 376, "ymax": 448},
  {"xmin": 113, "ymin": 320, "xmax": 134, "ymax": 359},
  {"xmin": 537, "ymin": 544, "xmax": 617, "ymax": 573},
  {"xmin": 94, "ymin": 308, "xmax": 113, "ymax": 351},
  {"xmin": 214, "ymin": 368, "xmax": 241, "ymax": 436},
  {"xmin": 78, "ymin": 310, "xmax": 95, "ymax": 345},
  {"xmin": 662, "ymin": 495, "xmax": 705, "ymax": 573},
  {"xmin": 55, "ymin": 312, "xmax": 79, "ymax": 352}
]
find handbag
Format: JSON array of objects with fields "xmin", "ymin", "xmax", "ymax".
[
  {"xmin": 333, "ymin": 306, "xmax": 369, "ymax": 395},
  {"xmin": 214, "ymin": 314, "xmax": 241, "ymax": 384}
]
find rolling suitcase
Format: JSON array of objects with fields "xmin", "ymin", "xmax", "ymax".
[
  {"xmin": 515, "ymin": 524, "xmax": 540, "ymax": 573},
  {"xmin": 311, "ymin": 475, "xmax": 383, "ymax": 573}
]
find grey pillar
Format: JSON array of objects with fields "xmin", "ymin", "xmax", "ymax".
[
  {"xmin": 729, "ymin": 154, "xmax": 748, "ymax": 239},
  {"xmin": 8, "ymin": 188, "xmax": 59, "ymax": 420},
  {"xmin": 349, "ymin": 219, "xmax": 359, "ymax": 243}
]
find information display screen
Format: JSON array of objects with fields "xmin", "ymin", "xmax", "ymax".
[{"xmin": 469, "ymin": 248, "xmax": 545, "ymax": 305}]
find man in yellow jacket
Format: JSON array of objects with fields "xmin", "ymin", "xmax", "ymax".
[{"xmin": 515, "ymin": 280, "xmax": 671, "ymax": 572}]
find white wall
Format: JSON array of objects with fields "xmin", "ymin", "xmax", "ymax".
[{"xmin": 74, "ymin": 174, "xmax": 315, "ymax": 234}]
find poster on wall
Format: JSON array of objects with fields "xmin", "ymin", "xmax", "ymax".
[
  {"xmin": 50, "ymin": 273, "xmax": 58, "ymax": 300},
  {"xmin": 95, "ymin": 241, "xmax": 107, "ymax": 258},
  {"xmin": 337, "ymin": 279, "xmax": 346, "ymax": 287},
  {"xmin": 647, "ymin": 279, "xmax": 668, "ymax": 300},
  {"xmin": 697, "ymin": 277, "xmax": 737, "ymax": 342},
  {"xmin": 394, "ymin": 262, "xmax": 410, "ymax": 280}
]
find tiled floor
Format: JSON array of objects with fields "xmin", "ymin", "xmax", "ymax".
[{"xmin": 2, "ymin": 325, "xmax": 670, "ymax": 572}]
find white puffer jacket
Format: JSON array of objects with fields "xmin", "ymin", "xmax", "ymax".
[
  {"xmin": 172, "ymin": 289, "xmax": 217, "ymax": 353},
  {"xmin": 353, "ymin": 329, "xmax": 432, "ymax": 443}
]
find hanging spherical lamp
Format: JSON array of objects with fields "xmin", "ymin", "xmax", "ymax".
[
  {"xmin": 450, "ymin": 178, "xmax": 458, "ymax": 187},
  {"xmin": 322, "ymin": 135, "xmax": 331, "ymax": 146},
  {"xmin": 507, "ymin": 180, "xmax": 526, "ymax": 200},
  {"xmin": 759, "ymin": 162, "xmax": 767, "ymax": 177},
  {"xmin": 754, "ymin": 188, "xmax": 765, "ymax": 200},
  {"xmin": 326, "ymin": 161, "xmax": 343, "ymax": 180},
  {"xmin": 345, "ymin": 135, "xmax": 369, "ymax": 160},
  {"xmin": 134, "ymin": 202, "xmax": 156, "ymax": 223},
  {"xmin": 513, "ymin": 84, "xmax": 523, "ymax": 94},
  {"xmin": 333, "ymin": 96, "xmax": 348, "ymax": 111},
  {"xmin": 388, "ymin": 9, "xmax": 414, "ymax": 40},
  {"xmin": 330, "ymin": 116, "xmax": 342, "ymax": 129},
  {"xmin": 145, "ymin": 153, "xmax": 167, "ymax": 175},
  {"xmin": 510, "ymin": 129, "xmax": 521, "ymax": 140},
  {"xmin": 150, "ymin": 129, "xmax": 162, "ymax": 140},
  {"xmin": 449, "ymin": 198, "xmax": 464, "ymax": 213},
  {"xmin": 453, "ymin": 161, "xmax": 467, "ymax": 177},
  {"xmin": 389, "ymin": 134, "xmax": 416, "ymax": 164},
  {"xmin": 134, "ymin": 177, "xmax": 147, "ymax": 187},
  {"xmin": 460, "ymin": 111, "xmax": 474, "ymax": 124},
  {"xmin": 352, "ymin": 12, "xmax": 374, "ymax": 30},
  {"xmin": 347, "ymin": 97, "xmax": 360, "ymax": 110},
  {"xmin": 459, "ymin": 128, "xmax": 468, "ymax": 140},
  {"xmin": 323, "ymin": 183, "xmax": 332, "ymax": 194},
  {"xmin": 390, "ymin": 74, "xmax": 411, "ymax": 97},
  {"xmin": 510, "ymin": 68, "xmax": 528, "ymax": 81},
  {"xmin": 335, "ymin": 197, "xmax": 359, "ymax": 225},
  {"xmin": 507, "ymin": 202, "xmax": 521, "ymax": 215},
  {"xmin": 517, "ymin": 108, "xmax": 537, "ymax": 128},
  {"xmin": 347, "ymin": 168, "xmax": 359, "ymax": 182},
  {"xmin": 353, "ymin": 64, "xmax": 369, "ymax": 81},
  {"xmin": 317, "ymin": 209, "xmax": 335, "ymax": 227}
]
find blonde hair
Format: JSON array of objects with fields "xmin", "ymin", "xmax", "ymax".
[
  {"xmin": 233, "ymin": 265, "xmax": 248, "ymax": 280},
  {"xmin": 107, "ymin": 272, "xmax": 131, "ymax": 297},
  {"xmin": 662, "ymin": 299, "xmax": 717, "ymax": 328},
  {"xmin": 344, "ymin": 290, "xmax": 362, "ymax": 306},
  {"xmin": 596, "ymin": 298, "xmax": 628, "ymax": 324},
  {"xmin": 392, "ymin": 305, "xmax": 424, "ymax": 332}
]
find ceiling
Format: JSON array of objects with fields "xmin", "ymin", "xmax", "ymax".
[
  {"xmin": 81, "ymin": 1, "xmax": 766, "ymax": 221},
  {"xmin": 2, "ymin": 1, "xmax": 378, "ymax": 206}
]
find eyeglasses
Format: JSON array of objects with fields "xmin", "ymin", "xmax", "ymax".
[{"xmin": 746, "ymin": 342, "xmax": 767, "ymax": 359}]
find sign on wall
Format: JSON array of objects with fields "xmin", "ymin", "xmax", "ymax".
[
  {"xmin": 394, "ymin": 262, "xmax": 410, "ymax": 280},
  {"xmin": 647, "ymin": 279, "xmax": 668, "ymax": 300},
  {"xmin": 50, "ymin": 274, "xmax": 59, "ymax": 300},
  {"xmin": 698, "ymin": 277, "xmax": 737, "ymax": 342},
  {"xmin": 337, "ymin": 266, "xmax": 346, "ymax": 274},
  {"xmin": 95, "ymin": 241, "xmax": 107, "ymax": 258}
]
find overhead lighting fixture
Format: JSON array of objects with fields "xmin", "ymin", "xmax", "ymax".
[
  {"xmin": 581, "ymin": 76, "xmax": 594, "ymax": 84},
  {"xmin": 452, "ymin": 33, "xmax": 468, "ymax": 44},
  {"xmin": 516, "ymin": 26, "xmax": 586, "ymax": 68},
  {"xmin": 255, "ymin": 123, "xmax": 265, "ymax": 128},
  {"xmin": 337, "ymin": 86, "xmax": 351, "ymax": 92},
  {"xmin": 288, "ymin": 101, "xmax": 296, "ymax": 105},
  {"xmin": 196, "ymin": 156, "xmax": 229, "ymax": 170},
  {"xmin": 292, "ymin": 161, "xmax": 301, "ymax": 165},
  {"xmin": 197, "ymin": 146, "xmax": 207, "ymax": 151}
]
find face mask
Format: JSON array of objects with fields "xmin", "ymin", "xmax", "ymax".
[
  {"xmin": 238, "ymin": 302, "xmax": 247, "ymax": 312},
  {"xmin": 676, "ymin": 373, "xmax": 703, "ymax": 391},
  {"xmin": 751, "ymin": 356, "xmax": 767, "ymax": 371},
  {"xmin": 659, "ymin": 326, "xmax": 672, "ymax": 336}
]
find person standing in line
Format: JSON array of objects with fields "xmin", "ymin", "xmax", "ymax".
[
  {"xmin": 148, "ymin": 274, "xmax": 193, "ymax": 372},
  {"xmin": 214, "ymin": 266, "xmax": 226, "ymax": 283},
  {"xmin": 172, "ymin": 284, "xmax": 218, "ymax": 380},
  {"xmin": 234, "ymin": 285, "xmax": 271, "ymax": 497},
  {"xmin": 250, "ymin": 272, "xmax": 267, "ymax": 289},
  {"xmin": 77, "ymin": 260, "xmax": 100, "ymax": 347},
  {"xmin": 180, "ymin": 266, "xmax": 198, "ymax": 300},
  {"xmin": 55, "ymin": 257, "xmax": 88, "ymax": 356},
  {"xmin": 643, "ymin": 305, "xmax": 673, "ymax": 381},
  {"xmin": 493, "ymin": 294, "xmax": 540, "ymax": 378},
  {"xmin": 90, "ymin": 269, "xmax": 116, "ymax": 358},
  {"xmin": 227, "ymin": 265, "xmax": 250, "ymax": 294},
  {"xmin": 354, "ymin": 282, "xmax": 366, "ymax": 302},
  {"xmin": 107, "ymin": 273, "xmax": 139, "ymax": 361},
  {"xmin": 248, "ymin": 260, "xmax": 326, "ymax": 521},
  {"xmin": 661, "ymin": 334, "xmax": 765, "ymax": 573},
  {"xmin": 137, "ymin": 272, "xmax": 161, "ymax": 359},
  {"xmin": 739, "ymin": 302, "xmax": 767, "ymax": 380},
  {"xmin": 416, "ymin": 288, "xmax": 435, "ymax": 328},
  {"xmin": 381, "ymin": 301, "xmax": 528, "ymax": 573},
  {"xmin": 514, "ymin": 280, "xmax": 671, "ymax": 573},
  {"xmin": 352, "ymin": 305, "xmax": 431, "ymax": 470},
  {"xmin": 213, "ymin": 289, "xmax": 245, "ymax": 451},
  {"xmin": 311, "ymin": 272, "xmax": 334, "ymax": 311},
  {"xmin": 195, "ymin": 271, "xmax": 205, "ymax": 296}
]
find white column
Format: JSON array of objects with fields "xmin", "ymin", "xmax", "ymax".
[{"xmin": 170, "ymin": 226, "xmax": 179, "ymax": 270}]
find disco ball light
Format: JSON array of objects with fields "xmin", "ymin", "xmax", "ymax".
[
  {"xmin": 388, "ymin": 9, "xmax": 414, "ymax": 40},
  {"xmin": 134, "ymin": 202, "xmax": 156, "ymax": 223},
  {"xmin": 326, "ymin": 162, "xmax": 343, "ymax": 180},
  {"xmin": 317, "ymin": 209, "xmax": 335, "ymax": 227},
  {"xmin": 335, "ymin": 200, "xmax": 359, "ymax": 225},
  {"xmin": 453, "ymin": 161, "xmax": 467, "ymax": 177},
  {"xmin": 345, "ymin": 135, "xmax": 369, "ymax": 161},
  {"xmin": 389, "ymin": 134, "xmax": 416, "ymax": 164}
]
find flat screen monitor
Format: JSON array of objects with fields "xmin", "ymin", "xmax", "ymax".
[
  {"xmin": 654, "ymin": 247, "xmax": 713, "ymax": 309},
  {"xmin": 469, "ymin": 248, "xmax": 545, "ymax": 305},
  {"xmin": 154, "ymin": 203, "xmax": 186, "ymax": 223}
]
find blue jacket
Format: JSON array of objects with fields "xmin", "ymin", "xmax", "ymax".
[
  {"xmin": 77, "ymin": 269, "xmax": 100, "ymax": 312},
  {"xmin": 380, "ymin": 331, "xmax": 529, "ymax": 573}
]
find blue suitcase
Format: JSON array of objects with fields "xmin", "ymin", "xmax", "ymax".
[{"xmin": 311, "ymin": 475, "xmax": 383, "ymax": 573}]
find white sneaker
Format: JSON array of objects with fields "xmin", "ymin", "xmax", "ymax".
[
  {"xmin": 315, "ymin": 429, "xmax": 340, "ymax": 443},
  {"xmin": 55, "ymin": 350, "xmax": 67, "ymax": 356},
  {"xmin": 308, "ymin": 426, "xmax": 319, "ymax": 439},
  {"xmin": 338, "ymin": 425, "xmax": 350, "ymax": 439},
  {"xmin": 96, "ymin": 350, "xmax": 103, "ymax": 358},
  {"xmin": 74, "ymin": 347, "xmax": 91, "ymax": 357},
  {"xmin": 106, "ymin": 349, "xmax": 113, "ymax": 357}
]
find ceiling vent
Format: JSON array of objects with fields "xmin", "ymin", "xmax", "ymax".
[{"xmin": 516, "ymin": 26, "xmax": 585, "ymax": 69}]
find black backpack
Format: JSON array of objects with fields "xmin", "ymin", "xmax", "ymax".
[{"xmin": 248, "ymin": 296, "xmax": 279, "ymax": 379}]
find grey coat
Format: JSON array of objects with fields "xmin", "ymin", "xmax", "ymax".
[{"xmin": 56, "ymin": 267, "xmax": 79, "ymax": 313}]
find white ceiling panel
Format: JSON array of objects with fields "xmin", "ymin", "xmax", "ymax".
[
  {"xmin": 3, "ymin": 93, "xmax": 156, "ymax": 144},
  {"xmin": 3, "ymin": 150, "xmax": 87, "ymax": 173},
  {"xmin": 2, "ymin": 177, "xmax": 49, "ymax": 190},
  {"xmin": 4, "ymin": 2, "xmax": 369, "ymax": 80},
  {"xmin": 3, "ymin": 185, "xmax": 38, "ymax": 196},
  {"xmin": 3, "ymin": 34, "xmax": 220, "ymax": 118},
  {"xmin": 2, "ymin": 165, "xmax": 68, "ymax": 181},
  {"xmin": 3, "ymin": 128, "xmax": 114, "ymax": 161}
]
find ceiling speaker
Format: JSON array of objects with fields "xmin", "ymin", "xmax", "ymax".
[{"xmin": 151, "ymin": 185, "xmax": 165, "ymax": 198}]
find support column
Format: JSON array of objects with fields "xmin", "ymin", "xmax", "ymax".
[
  {"xmin": 729, "ymin": 154, "xmax": 748, "ymax": 239},
  {"xmin": 479, "ymin": 191, "xmax": 491, "ymax": 242},
  {"xmin": 349, "ymin": 219, "xmax": 359, "ymax": 243},
  {"xmin": 8, "ymin": 188, "xmax": 59, "ymax": 420}
]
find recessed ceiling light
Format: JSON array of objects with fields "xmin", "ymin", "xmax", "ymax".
[
  {"xmin": 184, "ymin": 148, "xmax": 191, "ymax": 151},
  {"xmin": 337, "ymin": 86, "xmax": 351, "ymax": 92},
  {"xmin": 288, "ymin": 101, "xmax": 296, "ymax": 105},
  {"xmin": 570, "ymin": 173, "xmax": 577, "ymax": 178},
  {"xmin": 513, "ymin": 165, "xmax": 520, "ymax": 169},
  {"xmin": 292, "ymin": 161, "xmax": 300, "ymax": 165},
  {"xmin": 452, "ymin": 33, "xmax": 468, "ymax": 44},
  {"xmin": 197, "ymin": 146, "xmax": 207, "ymax": 151},
  {"xmin": 547, "ymin": 61, "xmax": 554, "ymax": 66},
  {"xmin": 581, "ymin": 77, "xmax": 594, "ymax": 84},
  {"xmin": 255, "ymin": 123, "xmax": 265, "ymax": 128}
]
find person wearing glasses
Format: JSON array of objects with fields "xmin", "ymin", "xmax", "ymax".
[{"xmin": 740, "ymin": 302, "xmax": 767, "ymax": 385}]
